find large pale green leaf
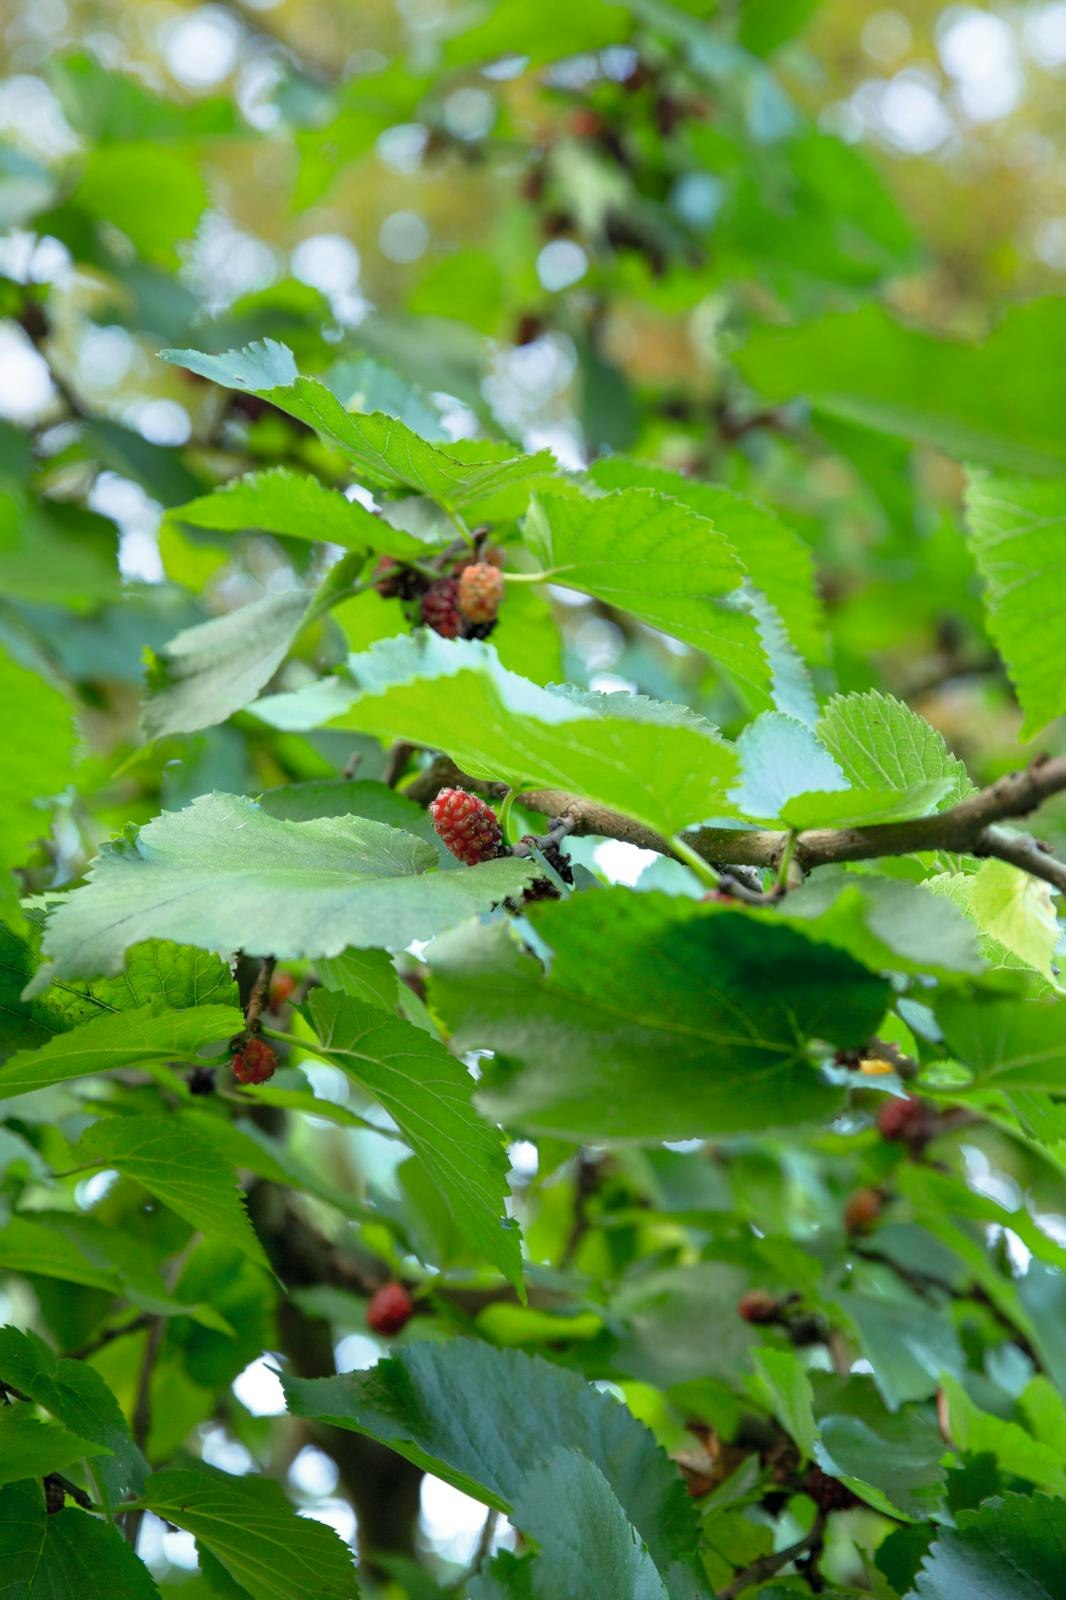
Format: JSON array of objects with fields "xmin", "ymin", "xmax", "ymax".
[
  {"xmin": 817, "ymin": 690, "xmax": 973, "ymax": 807},
  {"xmin": 0, "ymin": 1480, "xmax": 161, "ymax": 1599},
  {"xmin": 0, "ymin": 1325, "xmax": 145, "ymax": 1506},
  {"xmin": 142, "ymin": 1466, "xmax": 358, "ymax": 1600},
  {"xmin": 588, "ymin": 458, "xmax": 826, "ymax": 663},
  {"xmin": 0, "ymin": 648, "xmax": 78, "ymax": 921},
  {"xmin": 776, "ymin": 870, "xmax": 984, "ymax": 980},
  {"xmin": 0, "ymin": 1408, "xmax": 108, "ymax": 1489},
  {"xmin": 935, "ymin": 993, "xmax": 1066, "ymax": 1094},
  {"xmin": 305, "ymin": 990, "xmax": 522, "ymax": 1290},
  {"xmin": 253, "ymin": 634, "xmax": 740, "ymax": 839},
  {"xmin": 736, "ymin": 299, "xmax": 1066, "ymax": 475},
  {"xmin": 35, "ymin": 795, "xmax": 536, "ymax": 984},
  {"xmin": 0, "ymin": 1002, "xmax": 242, "ymax": 1099},
  {"xmin": 912, "ymin": 1491, "xmax": 1066, "ymax": 1600},
  {"xmin": 511, "ymin": 1449, "xmax": 670, "ymax": 1600},
  {"xmin": 810, "ymin": 1376, "xmax": 946, "ymax": 1521},
  {"xmin": 0, "ymin": 918, "xmax": 238, "ymax": 1060},
  {"xmin": 965, "ymin": 470, "xmax": 1066, "ymax": 737},
  {"xmin": 525, "ymin": 487, "xmax": 770, "ymax": 698},
  {"xmin": 928, "ymin": 860, "xmax": 1059, "ymax": 982},
  {"xmin": 731, "ymin": 712, "xmax": 847, "ymax": 821},
  {"xmin": 78, "ymin": 141, "xmax": 206, "ymax": 265},
  {"xmin": 839, "ymin": 1291, "xmax": 964, "ymax": 1410},
  {"xmin": 940, "ymin": 1375, "xmax": 1066, "ymax": 1492},
  {"xmin": 75, "ymin": 1115, "xmax": 268, "ymax": 1268},
  {"xmin": 429, "ymin": 892, "xmax": 887, "ymax": 1140},
  {"xmin": 443, "ymin": 0, "xmax": 629, "ymax": 66},
  {"xmin": 281, "ymin": 1340, "xmax": 698, "ymax": 1569},
  {"xmin": 160, "ymin": 342, "xmax": 554, "ymax": 512}
]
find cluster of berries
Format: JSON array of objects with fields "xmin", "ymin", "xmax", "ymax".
[{"xmin": 375, "ymin": 547, "xmax": 506, "ymax": 642}]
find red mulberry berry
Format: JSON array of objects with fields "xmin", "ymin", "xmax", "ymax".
[
  {"xmin": 231, "ymin": 1035, "xmax": 277, "ymax": 1085},
  {"xmin": 429, "ymin": 787, "xmax": 503, "ymax": 866},
  {"xmin": 420, "ymin": 576, "xmax": 463, "ymax": 638},
  {"xmin": 269, "ymin": 970, "xmax": 295, "ymax": 1010},
  {"xmin": 367, "ymin": 1281, "xmax": 414, "ymax": 1336},
  {"xmin": 458, "ymin": 562, "xmax": 505, "ymax": 625},
  {"xmin": 876, "ymin": 1094, "xmax": 928, "ymax": 1143},
  {"xmin": 737, "ymin": 1290, "xmax": 780, "ymax": 1324}
]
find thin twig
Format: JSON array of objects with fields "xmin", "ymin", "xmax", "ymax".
[
  {"xmin": 716, "ymin": 1509, "xmax": 828, "ymax": 1600},
  {"xmin": 124, "ymin": 1315, "xmax": 166, "ymax": 1551},
  {"xmin": 381, "ymin": 742, "xmax": 414, "ymax": 787},
  {"xmin": 64, "ymin": 1313, "xmax": 152, "ymax": 1362},
  {"xmin": 245, "ymin": 956, "xmax": 277, "ymax": 1033}
]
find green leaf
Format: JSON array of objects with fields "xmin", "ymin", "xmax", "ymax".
[
  {"xmin": 0, "ymin": 648, "xmax": 78, "ymax": 921},
  {"xmin": 778, "ymin": 778, "xmax": 954, "ymax": 830},
  {"xmin": 510, "ymin": 1448, "xmax": 670, "ymax": 1600},
  {"xmin": 935, "ymin": 993, "xmax": 1066, "ymax": 1094},
  {"xmin": 817, "ymin": 690, "xmax": 973, "ymax": 808},
  {"xmin": 75, "ymin": 1115, "xmax": 268, "ymax": 1269},
  {"xmin": 281, "ymin": 1339, "xmax": 698, "ymax": 1569},
  {"xmin": 588, "ymin": 458, "xmax": 826, "ymax": 665},
  {"xmin": 305, "ymin": 990, "xmax": 522, "ymax": 1290},
  {"xmin": 0, "ymin": 1408, "xmax": 108, "ymax": 1489},
  {"xmin": 78, "ymin": 142, "xmax": 206, "ymax": 265},
  {"xmin": 0, "ymin": 1325, "xmax": 145, "ymax": 1506},
  {"xmin": 35, "ymin": 794, "xmax": 536, "ymax": 984},
  {"xmin": 0, "ymin": 919, "xmax": 238, "ymax": 1060},
  {"xmin": 429, "ymin": 892, "xmax": 887, "ymax": 1140},
  {"xmin": 912, "ymin": 1490, "xmax": 1066, "ymax": 1600},
  {"xmin": 752, "ymin": 1347, "xmax": 816, "ymax": 1459},
  {"xmin": 0, "ymin": 1002, "xmax": 242, "ymax": 1100},
  {"xmin": 442, "ymin": 0, "xmax": 629, "ymax": 66},
  {"xmin": 736, "ymin": 299, "xmax": 1066, "ymax": 475},
  {"xmin": 160, "ymin": 343, "xmax": 554, "ymax": 511},
  {"xmin": 777, "ymin": 870, "xmax": 984, "ymax": 980},
  {"xmin": 940, "ymin": 1375, "xmax": 1066, "ymax": 1492},
  {"xmin": 142, "ymin": 1465, "xmax": 358, "ymax": 1600},
  {"xmin": 171, "ymin": 467, "xmax": 418, "ymax": 555},
  {"xmin": 965, "ymin": 470, "xmax": 1066, "ymax": 737},
  {"xmin": 932, "ymin": 860, "xmax": 1060, "ymax": 981},
  {"xmin": 732, "ymin": 713, "xmax": 847, "ymax": 821},
  {"xmin": 0, "ymin": 1480, "xmax": 162, "ymax": 1599},
  {"xmin": 526, "ymin": 487, "xmax": 771, "ymax": 699},
  {"xmin": 811, "ymin": 1376, "xmax": 946, "ymax": 1520},
  {"xmin": 141, "ymin": 589, "xmax": 314, "ymax": 742},
  {"xmin": 838, "ymin": 1291, "xmax": 964, "ymax": 1410},
  {"xmin": 253, "ymin": 635, "xmax": 741, "ymax": 839}
]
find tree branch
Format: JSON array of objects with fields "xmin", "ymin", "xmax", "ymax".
[
  {"xmin": 716, "ymin": 1510, "xmax": 828, "ymax": 1600},
  {"xmin": 517, "ymin": 753, "xmax": 1066, "ymax": 890}
]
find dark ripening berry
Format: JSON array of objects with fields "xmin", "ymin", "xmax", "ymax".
[
  {"xmin": 737, "ymin": 1289, "xmax": 780, "ymax": 1324},
  {"xmin": 876, "ymin": 1094, "xmax": 928, "ymax": 1143},
  {"xmin": 231, "ymin": 1034, "xmax": 278, "ymax": 1085},
  {"xmin": 367, "ymin": 1281, "xmax": 414, "ymax": 1336},
  {"xmin": 519, "ymin": 835, "xmax": 575, "ymax": 904},
  {"xmin": 458, "ymin": 562, "xmax": 505, "ymax": 625},
  {"xmin": 429, "ymin": 787, "xmax": 503, "ymax": 866},
  {"xmin": 514, "ymin": 312, "xmax": 545, "ymax": 346},
  {"xmin": 844, "ymin": 1187, "xmax": 883, "ymax": 1233},
  {"xmin": 420, "ymin": 575, "xmax": 463, "ymax": 638},
  {"xmin": 803, "ymin": 1464, "xmax": 859, "ymax": 1513}
]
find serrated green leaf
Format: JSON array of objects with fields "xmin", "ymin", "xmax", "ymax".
[
  {"xmin": 171, "ymin": 467, "xmax": 422, "ymax": 556},
  {"xmin": 281, "ymin": 1339, "xmax": 698, "ymax": 1569},
  {"xmin": 588, "ymin": 458, "xmax": 826, "ymax": 664},
  {"xmin": 940, "ymin": 1375, "xmax": 1066, "ymax": 1492},
  {"xmin": 776, "ymin": 870, "xmax": 984, "ymax": 980},
  {"xmin": 839, "ymin": 1291, "xmax": 964, "ymax": 1410},
  {"xmin": 304, "ymin": 990, "xmax": 521, "ymax": 1290},
  {"xmin": 0, "ymin": 1408, "xmax": 108, "ymax": 1489},
  {"xmin": 817, "ymin": 691, "xmax": 973, "ymax": 808},
  {"xmin": 0, "ymin": 1002, "xmax": 242, "ymax": 1100},
  {"xmin": 0, "ymin": 919, "xmax": 238, "ymax": 1060},
  {"xmin": 526, "ymin": 487, "xmax": 771, "ymax": 699},
  {"xmin": 511, "ymin": 1447, "xmax": 670, "ymax": 1600},
  {"xmin": 429, "ymin": 892, "xmax": 887, "ymax": 1140},
  {"xmin": 0, "ymin": 1325, "xmax": 145, "ymax": 1506},
  {"xmin": 732, "ymin": 713, "xmax": 847, "ymax": 821},
  {"xmin": 912, "ymin": 1490, "xmax": 1066, "ymax": 1600},
  {"xmin": 253, "ymin": 634, "xmax": 740, "ymax": 839},
  {"xmin": 939, "ymin": 860, "xmax": 1059, "ymax": 981},
  {"xmin": 811, "ymin": 1376, "xmax": 946, "ymax": 1520},
  {"xmin": 752, "ymin": 1347, "xmax": 816, "ymax": 1458},
  {"xmin": 35, "ymin": 795, "xmax": 536, "ymax": 984},
  {"xmin": 965, "ymin": 470, "xmax": 1066, "ymax": 738},
  {"xmin": 0, "ymin": 1479, "xmax": 162, "ymax": 1599},
  {"xmin": 142, "ymin": 1465, "xmax": 358, "ymax": 1600},
  {"xmin": 160, "ymin": 343, "xmax": 553, "ymax": 511},
  {"xmin": 779, "ymin": 778, "xmax": 954, "ymax": 830},
  {"xmin": 75, "ymin": 1115, "xmax": 268, "ymax": 1268}
]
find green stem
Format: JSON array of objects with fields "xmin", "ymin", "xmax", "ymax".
[
  {"xmin": 501, "ymin": 569, "xmax": 556, "ymax": 584},
  {"xmin": 670, "ymin": 834, "xmax": 719, "ymax": 889},
  {"xmin": 260, "ymin": 1025, "xmax": 314, "ymax": 1053},
  {"xmin": 776, "ymin": 829, "xmax": 799, "ymax": 891},
  {"xmin": 497, "ymin": 787, "xmax": 520, "ymax": 844}
]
